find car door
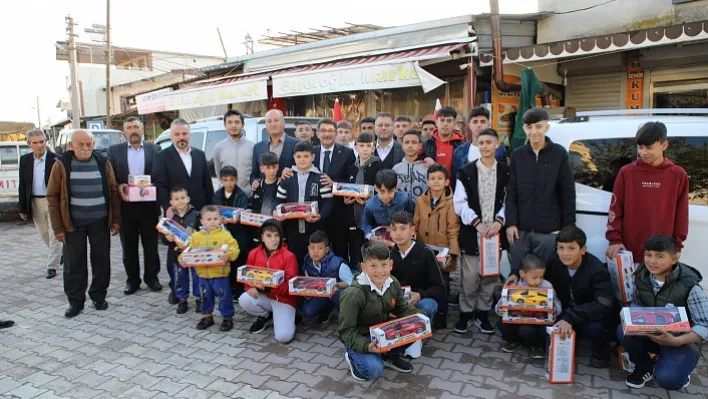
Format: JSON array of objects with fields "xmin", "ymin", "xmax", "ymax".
[{"xmin": 0, "ymin": 144, "xmax": 21, "ymax": 198}]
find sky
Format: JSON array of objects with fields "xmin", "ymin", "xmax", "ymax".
[{"xmin": 0, "ymin": 0, "xmax": 537, "ymax": 126}]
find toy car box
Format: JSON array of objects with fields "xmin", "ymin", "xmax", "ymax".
[
  {"xmin": 545, "ymin": 326, "xmax": 575, "ymax": 384},
  {"xmin": 124, "ymin": 185, "xmax": 157, "ymax": 202},
  {"xmin": 607, "ymin": 250, "xmax": 636, "ymax": 303},
  {"xmin": 426, "ymin": 245, "xmax": 450, "ymax": 269},
  {"xmin": 620, "ymin": 306, "xmax": 691, "ymax": 336},
  {"xmin": 370, "ymin": 314, "xmax": 432, "ymax": 352},
  {"xmin": 236, "ymin": 265, "xmax": 285, "ymax": 288},
  {"xmin": 372, "ymin": 226, "xmax": 395, "ymax": 247},
  {"xmin": 479, "ymin": 233, "xmax": 501, "ymax": 277},
  {"xmin": 216, "ymin": 206, "xmax": 243, "ymax": 224},
  {"xmin": 274, "ymin": 201, "xmax": 318, "ymax": 220},
  {"xmin": 128, "ymin": 174, "xmax": 151, "ymax": 185},
  {"xmin": 401, "ymin": 285, "xmax": 411, "ymax": 302},
  {"xmin": 239, "ymin": 211, "xmax": 273, "ymax": 227},
  {"xmin": 179, "ymin": 245, "xmax": 228, "ymax": 267},
  {"xmin": 332, "ymin": 182, "xmax": 374, "ymax": 199},
  {"xmin": 502, "ymin": 309, "xmax": 556, "ymax": 325},
  {"xmin": 500, "ymin": 286, "xmax": 554, "ymax": 312},
  {"xmin": 156, "ymin": 218, "xmax": 191, "ymax": 249},
  {"xmin": 288, "ymin": 277, "xmax": 337, "ymax": 297}
]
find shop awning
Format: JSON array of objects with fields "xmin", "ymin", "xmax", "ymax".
[
  {"xmin": 479, "ymin": 20, "xmax": 708, "ymax": 66},
  {"xmin": 154, "ymin": 75, "xmax": 269, "ymax": 113}
]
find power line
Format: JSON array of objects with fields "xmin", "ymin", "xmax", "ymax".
[{"xmin": 547, "ymin": 0, "xmax": 616, "ymax": 15}]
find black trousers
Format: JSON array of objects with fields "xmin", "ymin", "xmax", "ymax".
[
  {"xmin": 348, "ymin": 228, "xmax": 366, "ymax": 272},
  {"xmin": 119, "ymin": 202, "xmax": 160, "ymax": 285},
  {"xmin": 64, "ymin": 218, "xmax": 111, "ymax": 307},
  {"xmin": 497, "ymin": 319, "xmax": 546, "ymax": 348}
]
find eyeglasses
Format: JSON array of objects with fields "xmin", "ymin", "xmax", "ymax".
[{"xmin": 319, "ymin": 129, "xmax": 336, "ymax": 134}]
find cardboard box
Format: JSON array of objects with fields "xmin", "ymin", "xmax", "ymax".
[
  {"xmin": 240, "ymin": 211, "xmax": 273, "ymax": 227},
  {"xmin": 217, "ymin": 206, "xmax": 243, "ymax": 224},
  {"xmin": 500, "ymin": 286, "xmax": 554, "ymax": 312},
  {"xmin": 426, "ymin": 245, "xmax": 450, "ymax": 269},
  {"xmin": 370, "ymin": 314, "xmax": 432, "ymax": 352},
  {"xmin": 479, "ymin": 233, "xmax": 501, "ymax": 277},
  {"xmin": 620, "ymin": 306, "xmax": 691, "ymax": 336},
  {"xmin": 372, "ymin": 226, "xmax": 395, "ymax": 247},
  {"xmin": 179, "ymin": 246, "xmax": 228, "ymax": 267},
  {"xmin": 124, "ymin": 185, "xmax": 156, "ymax": 202},
  {"xmin": 156, "ymin": 218, "xmax": 191, "ymax": 249},
  {"xmin": 288, "ymin": 277, "xmax": 337, "ymax": 297},
  {"xmin": 128, "ymin": 174, "xmax": 151, "ymax": 185},
  {"xmin": 617, "ymin": 346, "xmax": 634, "ymax": 373},
  {"xmin": 236, "ymin": 265, "xmax": 285, "ymax": 288},
  {"xmin": 502, "ymin": 310, "xmax": 555, "ymax": 325},
  {"xmin": 332, "ymin": 182, "xmax": 374, "ymax": 199},
  {"xmin": 274, "ymin": 201, "xmax": 318, "ymax": 220},
  {"xmin": 546, "ymin": 327, "xmax": 575, "ymax": 384},
  {"xmin": 401, "ymin": 285, "xmax": 411, "ymax": 302},
  {"xmin": 607, "ymin": 251, "xmax": 636, "ymax": 303}
]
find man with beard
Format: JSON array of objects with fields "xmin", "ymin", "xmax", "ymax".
[
  {"xmin": 213, "ymin": 109, "xmax": 254, "ymax": 197},
  {"xmin": 373, "ymin": 113, "xmax": 405, "ymax": 169},
  {"xmin": 107, "ymin": 117, "xmax": 162, "ymax": 295},
  {"xmin": 47, "ymin": 130, "xmax": 121, "ymax": 318}
]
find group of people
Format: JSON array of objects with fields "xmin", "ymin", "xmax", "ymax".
[{"xmin": 11, "ymin": 104, "xmax": 705, "ymax": 391}]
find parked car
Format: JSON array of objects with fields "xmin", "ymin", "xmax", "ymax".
[
  {"xmin": 54, "ymin": 128, "xmax": 126, "ymax": 155},
  {"xmin": 0, "ymin": 141, "xmax": 31, "ymax": 200}
]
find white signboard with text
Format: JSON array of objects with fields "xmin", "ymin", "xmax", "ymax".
[
  {"xmin": 162, "ymin": 79, "xmax": 268, "ymax": 112},
  {"xmin": 136, "ymin": 88, "xmax": 172, "ymax": 115}
]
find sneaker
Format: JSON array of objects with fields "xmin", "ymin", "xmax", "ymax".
[
  {"xmin": 196, "ymin": 316, "xmax": 215, "ymax": 330},
  {"xmin": 681, "ymin": 375, "xmax": 691, "ymax": 389},
  {"xmin": 382, "ymin": 353, "xmax": 413, "ymax": 373},
  {"xmin": 454, "ymin": 312, "xmax": 472, "ymax": 334},
  {"xmin": 168, "ymin": 291, "xmax": 179, "ymax": 305},
  {"xmin": 433, "ymin": 312, "xmax": 447, "ymax": 330},
  {"xmin": 529, "ymin": 346, "xmax": 546, "ymax": 359},
  {"xmin": 474, "ymin": 311, "xmax": 495, "ymax": 334},
  {"xmin": 195, "ymin": 299, "xmax": 202, "ymax": 313},
  {"xmin": 626, "ymin": 369, "xmax": 653, "ymax": 389},
  {"xmin": 176, "ymin": 301, "xmax": 188, "ymax": 314},
  {"xmin": 219, "ymin": 318, "xmax": 234, "ymax": 332},
  {"xmin": 318, "ymin": 309, "xmax": 333, "ymax": 325},
  {"xmin": 249, "ymin": 313, "xmax": 272, "ymax": 334},
  {"xmin": 344, "ymin": 352, "xmax": 366, "ymax": 381},
  {"xmin": 501, "ymin": 342, "xmax": 520, "ymax": 353}
]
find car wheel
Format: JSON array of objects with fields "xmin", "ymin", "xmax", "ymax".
[
  {"xmin": 516, "ymin": 298, "xmax": 525, "ymax": 304},
  {"xmin": 656, "ymin": 315, "xmax": 666, "ymax": 325},
  {"xmin": 394, "ymin": 333, "xmax": 401, "ymax": 339},
  {"xmin": 246, "ymin": 272, "xmax": 254, "ymax": 279},
  {"xmin": 540, "ymin": 301, "xmax": 548, "ymax": 307},
  {"xmin": 416, "ymin": 327, "xmax": 424, "ymax": 334}
]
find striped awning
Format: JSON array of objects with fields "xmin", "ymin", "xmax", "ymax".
[{"xmin": 191, "ymin": 72, "xmax": 271, "ymax": 88}]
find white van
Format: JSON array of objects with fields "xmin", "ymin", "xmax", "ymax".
[
  {"xmin": 0, "ymin": 141, "xmax": 31, "ymax": 200},
  {"xmin": 546, "ymin": 109, "xmax": 707, "ymax": 282}
]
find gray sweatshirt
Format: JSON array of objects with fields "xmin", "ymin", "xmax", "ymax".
[
  {"xmin": 213, "ymin": 135, "xmax": 255, "ymax": 197},
  {"xmin": 393, "ymin": 158, "xmax": 428, "ymax": 200}
]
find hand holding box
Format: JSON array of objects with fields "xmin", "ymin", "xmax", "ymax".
[
  {"xmin": 546, "ymin": 326, "xmax": 576, "ymax": 384},
  {"xmin": 274, "ymin": 202, "xmax": 318, "ymax": 220},
  {"xmin": 607, "ymin": 251, "xmax": 636, "ymax": 303},
  {"xmin": 288, "ymin": 277, "xmax": 337, "ymax": 297},
  {"xmin": 369, "ymin": 314, "xmax": 432, "ymax": 352},
  {"xmin": 156, "ymin": 218, "xmax": 191, "ymax": 249},
  {"xmin": 237, "ymin": 265, "xmax": 285, "ymax": 288},
  {"xmin": 620, "ymin": 306, "xmax": 691, "ymax": 335},
  {"xmin": 332, "ymin": 182, "xmax": 374, "ymax": 199},
  {"xmin": 479, "ymin": 233, "xmax": 501, "ymax": 277},
  {"xmin": 216, "ymin": 206, "xmax": 243, "ymax": 224}
]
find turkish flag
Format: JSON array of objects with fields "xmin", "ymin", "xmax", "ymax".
[
  {"xmin": 333, "ymin": 98, "xmax": 342, "ymax": 122},
  {"xmin": 433, "ymin": 98, "xmax": 442, "ymax": 119}
]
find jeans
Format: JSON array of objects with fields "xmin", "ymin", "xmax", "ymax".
[
  {"xmin": 174, "ymin": 262, "xmax": 199, "ymax": 299},
  {"xmin": 497, "ymin": 319, "xmax": 546, "ymax": 348},
  {"xmin": 509, "ymin": 231, "xmax": 557, "ymax": 275},
  {"xmin": 301, "ymin": 290, "xmax": 341, "ymax": 318},
  {"xmin": 344, "ymin": 338, "xmax": 411, "ymax": 380},
  {"xmin": 199, "ymin": 277, "xmax": 234, "ymax": 318},
  {"xmin": 415, "ymin": 298, "xmax": 438, "ymax": 321},
  {"xmin": 617, "ymin": 325, "xmax": 698, "ymax": 390}
]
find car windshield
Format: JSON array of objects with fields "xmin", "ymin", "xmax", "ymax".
[{"xmin": 92, "ymin": 132, "xmax": 124, "ymax": 150}]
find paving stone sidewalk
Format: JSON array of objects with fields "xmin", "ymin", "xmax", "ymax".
[{"xmin": 0, "ymin": 222, "xmax": 705, "ymax": 399}]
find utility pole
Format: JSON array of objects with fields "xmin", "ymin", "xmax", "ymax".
[
  {"xmin": 217, "ymin": 28, "xmax": 228, "ymax": 62},
  {"xmin": 35, "ymin": 96, "xmax": 42, "ymax": 130},
  {"xmin": 66, "ymin": 15, "xmax": 81, "ymax": 129},
  {"xmin": 105, "ymin": 0, "xmax": 112, "ymax": 128}
]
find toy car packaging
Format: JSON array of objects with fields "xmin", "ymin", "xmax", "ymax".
[
  {"xmin": 288, "ymin": 277, "xmax": 337, "ymax": 297},
  {"xmin": 370, "ymin": 314, "xmax": 432, "ymax": 352},
  {"xmin": 239, "ymin": 211, "xmax": 273, "ymax": 227},
  {"xmin": 179, "ymin": 245, "xmax": 228, "ymax": 268},
  {"xmin": 617, "ymin": 346, "xmax": 634, "ymax": 373},
  {"xmin": 216, "ymin": 206, "xmax": 243, "ymax": 224},
  {"xmin": 156, "ymin": 218, "xmax": 191, "ymax": 249},
  {"xmin": 502, "ymin": 309, "xmax": 555, "ymax": 325},
  {"xmin": 332, "ymin": 182, "xmax": 374, "ymax": 199},
  {"xmin": 426, "ymin": 245, "xmax": 450, "ymax": 269},
  {"xmin": 274, "ymin": 201, "xmax": 318, "ymax": 220},
  {"xmin": 545, "ymin": 327, "xmax": 576, "ymax": 384},
  {"xmin": 128, "ymin": 174, "xmax": 151, "ymax": 186},
  {"xmin": 236, "ymin": 265, "xmax": 285, "ymax": 288},
  {"xmin": 620, "ymin": 306, "xmax": 691, "ymax": 336},
  {"xmin": 479, "ymin": 233, "xmax": 501, "ymax": 277},
  {"xmin": 124, "ymin": 185, "xmax": 157, "ymax": 202},
  {"xmin": 500, "ymin": 286, "xmax": 554, "ymax": 312},
  {"xmin": 401, "ymin": 285, "xmax": 412, "ymax": 302},
  {"xmin": 607, "ymin": 250, "xmax": 636, "ymax": 303},
  {"xmin": 372, "ymin": 226, "xmax": 395, "ymax": 247}
]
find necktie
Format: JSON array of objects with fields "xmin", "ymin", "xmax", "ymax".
[{"xmin": 323, "ymin": 150, "xmax": 331, "ymax": 174}]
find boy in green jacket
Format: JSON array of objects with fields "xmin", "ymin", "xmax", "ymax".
[{"xmin": 338, "ymin": 241, "xmax": 422, "ymax": 381}]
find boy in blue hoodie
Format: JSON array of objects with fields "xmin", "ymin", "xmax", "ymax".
[
  {"xmin": 361, "ymin": 169, "xmax": 415, "ymax": 241},
  {"xmin": 301, "ymin": 231, "xmax": 353, "ymax": 324}
]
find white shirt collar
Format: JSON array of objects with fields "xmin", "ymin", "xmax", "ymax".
[
  {"xmin": 357, "ymin": 272, "xmax": 392, "ymax": 296},
  {"xmin": 477, "ymin": 159, "xmax": 497, "ymax": 172},
  {"xmin": 376, "ymin": 140, "xmax": 393, "ymax": 151},
  {"xmin": 177, "ymin": 146, "xmax": 191, "ymax": 156},
  {"xmin": 34, "ymin": 151, "xmax": 47, "ymax": 162},
  {"xmin": 128, "ymin": 142, "xmax": 144, "ymax": 150},
  {"xmin": 399, "ymin": 241, "xmax": 415, "ymax": 259}
]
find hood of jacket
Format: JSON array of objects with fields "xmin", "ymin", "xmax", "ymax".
[
  {"xmin": 259, "ymin": 218, "xmax": 285, "ymax": 249},
  {"xmin": 432, "ymin": 129, "xmax": 465, "ymax": 144},
  {"xmin": 635, "ymin": 158, "xmax": 678, "ymax": 173}
]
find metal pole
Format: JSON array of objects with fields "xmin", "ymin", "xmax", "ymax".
[
  {"xmin": 67, "ymin": 15, "xmax": 81, "ymax": 129},
  {"xmin": 36, "ymin": 96, "xmax": 42, "ymax": 130},
  {"xmin": 217, "ymin": 28, "xmax": 228, "ymax": 62},
  {"xmin": 105, "ymin": 0, "xmax": 112, "ymax": 128}
]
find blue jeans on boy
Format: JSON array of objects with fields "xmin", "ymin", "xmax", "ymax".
[
  {"xmin": 415, "ymin": 298, "xmax": 438, "ymax": 321},
  {"xmin": 301, "ymin": 290, "xmax": 341, "ymax": 318},
  {"xmin": 174, "ymin": 262, "xmax": 199, "ymax": 299},
  {"xmin": 344, "ymin": 338, "xmax": 412, "ymax": 380},
  {"xmin": 199, "ymin": 277, "xmax": 235, "ymax": 319},
  {"xmin": 617, "ymin": 325, "xmax": 698, "ymax": 390}
]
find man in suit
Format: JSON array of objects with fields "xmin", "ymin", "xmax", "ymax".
[
  {"xmin": 250, "ymin": 109, "xmax": 299, "ymax": 185},
  {"xmin": 153, "ymin": 118, "xmax": 214, "ymax": 300},
  {"xmin": 314, "ymin": 118, "xmax": 356, "ymax": 261},
  {"xmin": 19, "ymin": 129, "xmax": 62, "ymax": 279},
  {"xmin": 374, "ymin": 112, "xmax": 405, "ymax": 169},
  {"xmin": 107, "ymin": 117, "xmax": 162, "ymax": 295}
]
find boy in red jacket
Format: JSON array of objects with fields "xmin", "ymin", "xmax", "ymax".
[
  {"xmin": 238, "ymin": 219, "xmax": 298, "ymax": 343},
  {"xmin": 606, "ymin": 122, "xmax": 689, "ymax": 261}
]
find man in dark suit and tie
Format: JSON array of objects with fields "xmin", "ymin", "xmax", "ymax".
[
  {"xmin": 107, "ymin": 117, "xmax": 162, "ymax": 295},
  {"xmin": 19, "ymin": 129, "xmax": 62, "ymax": 279},
  {"xmin": 314, "ymin": 118, "xmax": 356, "ymax": 262},
  {"xmin": 152, "ymin": 118, "xmax": 214, "ymax": 301},
  {"xmin": 250, "ymin": 109, "xmax": 299, "ymax": 185}
]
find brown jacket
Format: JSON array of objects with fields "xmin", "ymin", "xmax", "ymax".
[
  {"xmin": 413, "ymin": 187, "xmax": 461, "ymax": 272},
  {"xmin": 47, "ymin": 151, "xmax": 120, "ymax": 236}
]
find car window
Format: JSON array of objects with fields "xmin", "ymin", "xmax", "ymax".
[
  {"xmin": 93, "ymin": 132, "xmax": 124, "ymax": 150},
  {"xmin": 190, "ymin": 132, "xmax": 205, "ymax": 149},
  {"xmin": 18, "ymin": 146, "xmax": 31, "ymax": 156},
  {"xmin": 0, "ymin": 146, "xmax": 18, "ymax": 166},
  {"xmin": 569, "ymin": 136, "xmax": 708, "ymax": 205},
  {"xmin": 205, "ymin": 130, "xmax": 228, "ymax": 178},
  {"xmin": 157, "ymin": 139, "xmax": 172, "ymax": 150}
]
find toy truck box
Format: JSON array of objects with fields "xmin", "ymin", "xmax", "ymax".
[
  {"xmin": 274, "ymin": 201, "xmax": 318, "ymax": 220},
  {"xmin": 500, "ymin": 286, "xmax": 554, "ymax": 312},
  {"xmin": 607, "ymin": 250, "xmax": 636, "ymax": 303},
  {"xmin": 479, "ymin": 233, "xmax": 501, "ymax": 277},
  {"xmin": 332, "ymin": 182, "xmax": 374, "ymax": 199},
  {"xmin": 620, "ymin": 306, "xmax": 691, "ymax": 336},
  {"xmin": 156, "ymin": 218, "xmax": 191, "ymax": 249},
  {"xmin": 236, "ymin": 265, "xmax": 285, "ymax": 288},
  {"xmin": 502, "ymin": 309, "xmax": 555, "ymax": 325},
  {"xmin": 216, "ymin": 206, "xmax": 243, "ymax": 224},
  {"xmin": 545, "ymin": 327, "xmax": 576, "ymax": 384},
  {"xmin": 124, "ymin": 185, "xmax": 157, "ymax": 202},
  {"xmin": 372, "ymin": 226, "xmax": 395, "ymax": 247},
  {"xmin": 370, "ymin": 314, "xmax": 432, "ymax": 352},
  {"xmin": 128, "ymin": 174, "xmax": 151, "ymax": 185},
  {"xmin": 288, "ymin": 277, "xmax": 337, "ymax": 297},
  {"xmin": 179, "ymin": 245, "xmax": 228, "ymax": 267},
  {"xmin": 239, "ymin": 211, "xmax": 273, "ymax": 227},
  {"xmin": 401, "ymin": 285, "xmax": 412, "ymax": 302},
  {"xmin": 426, "ymin": 245, "xmax": 450, "ymax": 269}
]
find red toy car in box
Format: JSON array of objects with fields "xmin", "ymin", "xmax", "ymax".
[
  {"xmin": 621, "ymin": 306, "xmax": 691, "ymax": 335},
  {"xmin": 369, "ymin": 314, "xmax": 432, "ymax": 352},
  {"xmin": 274, "ymin": 202, "xmax": 318, "ymax": 220},
  {"xmin": 372, "ymin": 226, "xmax": 395, "ymax": 247},
  {"xmin": 288, "ymin": 277, "xmax": 336, "ymax": 297},
  {"xmin": 382, "ymin": 319, "xmax": 427, "ymax": 339}
]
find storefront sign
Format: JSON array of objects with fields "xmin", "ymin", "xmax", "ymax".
[
  {"xmin": 136, "ymin": 88, "xmax": 172, "ymax": 115},
  {"xmin": 272, "ymin": 62, "xmax": 444, "ymax": 98},
  {"xmin": 162, "ymin": 79, "xmax": 268, "ymax": 112},
  {"xmin": 491, "ymin": 74, "xmax": 560, "ymax": 136},
  {"xmin": 626, "ymin": 57, "xmax": 644, "ymax": 109}
]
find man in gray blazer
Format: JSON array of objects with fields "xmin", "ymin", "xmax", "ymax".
[{"xmin": 107, "ymin": 117, "xmax": 162, "ymax": 295}]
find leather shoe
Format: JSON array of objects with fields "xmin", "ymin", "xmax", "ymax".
[
  {"xmin": 124, "ymin": 281, "xmax": 140, "ymax": 295},
  {"xmin": 93, "ymin": 300, "xmax": 109, "ymax": 311},
  {"xmin": 65, "ymin": 305, "xmax": 83, "ymax": 318},
  {"xmin": 0, "ymin": 320, "xmax": 15, "ymax": 329},
  {"xmin": 146, "ymin": 280, "xmax": 163, "ymax": 292},
  {"xmin": 46, "ymin": 269, "xmax": 57, "ymax": 279}
]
